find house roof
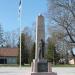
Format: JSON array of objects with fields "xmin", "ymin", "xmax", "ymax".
[{"xmin": 0, "ymin": 48, "xmax": 19, "ymax": 57}]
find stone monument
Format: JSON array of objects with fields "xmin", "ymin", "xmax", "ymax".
[{"xmin": 31, "ymin": 14, "xmax": 57, "ymax": 75}]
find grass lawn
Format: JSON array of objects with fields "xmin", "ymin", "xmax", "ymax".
[
  {"xmin": 23, "ymin": 64, "xmax": 75, "ymax": 67},
  {"xmin": 0, "ymin": 64, "xmax": 19, "ymax": 67},
  {"xmin": 53, "ymin": 64, "xmax": 75, "ymax": 67},
  {"xmin": 0, "ymin": 64, "xmax": 75, "ymax": 67},
  {"xmin": 0, "ymin": 64, "xmax": 31, "ymax": 67}
]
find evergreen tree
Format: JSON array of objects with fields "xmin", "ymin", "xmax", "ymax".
[
  {"xmin": 54, "ymin": 47, "xmax": 60, "ymax": 64},
  {"xmin": 47, "ymin": 41, "xmax": 54, "ymax": 62},
  {"xmin": 18, "ymin": 33, "xmax": 29, "ymax": 65},
  {"xmin": 31, "ymin": 42, "xmax": 35, "ymax": 62},
  {"xmin": 21, "ymin": 33, "xmax": 29, "ymax": 65},
  {"xmin": 47, "ymin": 39, "xmax": 60, "ymax": 64}
]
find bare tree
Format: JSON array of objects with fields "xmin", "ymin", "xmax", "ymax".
[
  {"xmin": 0, "ymin": 24, "xmax": 5, "ymax": 47},
  {"xmin": 11, "ymin": 30, "xmax": 19, "ymax": 48},
  {"xmin": 4, "ymin": 32, "xmax": 11, "ymax": 47},
  {"xmin": 47, "ymin": 0, "xmax": 75, "ymax": 43},
  {"xmin": 22, "ymin": 27, "xmax": 33, "ymax": 50},
  {"xmin": 5, "ymin": 28, "xmax": 19, "ymax": 48}
]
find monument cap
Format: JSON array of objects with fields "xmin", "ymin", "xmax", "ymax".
[{"xmin": 38, "ymin": 13, "xmax": 43, "ymax": 17}]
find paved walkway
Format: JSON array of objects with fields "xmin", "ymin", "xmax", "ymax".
[{"xmin": 0, "ymin": 67, "xmax": 75, "ymax": 75}]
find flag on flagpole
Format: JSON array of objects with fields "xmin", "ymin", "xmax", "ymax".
[{"xmin": 19, "ymin": 0, "xmax": 21, "ymax": 16}]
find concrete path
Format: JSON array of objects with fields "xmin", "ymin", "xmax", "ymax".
[{"xmin": 0, "ymin": 67, "xmax": 74, "ymax": 75}]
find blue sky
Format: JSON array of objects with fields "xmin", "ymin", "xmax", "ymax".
[{"xmin": 0, "ymin": 0, "xmax": 47, "ymax": 32}]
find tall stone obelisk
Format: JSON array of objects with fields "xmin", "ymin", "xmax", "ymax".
[
  {"xmin": 35, "ymin": 14, "xmax": 45, "ymax": 61},
  {"xmin": 31, "ymin": 14, "xmax": 57, "ymax": 75}
]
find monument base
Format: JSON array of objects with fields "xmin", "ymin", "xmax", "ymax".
[
  {"xmin": 38, "ymin": 59, "xmax": 48, "ymax": 72},
  {"xmin": 31, "ymin": 59, "xmax": 57, "ymax": 75},
  {"xmin": 31, "ymin": 72, "xmax": 57, "ymax": 75},
  {"xmin": 31, "ymin": 59, "xmax": 52, "ymax": 72}
]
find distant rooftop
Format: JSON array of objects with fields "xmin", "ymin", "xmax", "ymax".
[{"xmin": 0, "ymin": 48, "xmax": 19, "ymax": 57}]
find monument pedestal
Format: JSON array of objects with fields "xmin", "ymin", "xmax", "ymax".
[{"xmin": 31, "ymin": 59, "xmax": 57, "ymax": 75}]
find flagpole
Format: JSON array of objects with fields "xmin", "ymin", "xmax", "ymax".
[
  {"xmin": 19, "ymin": 0, "xmax": 22, "ymax": 67},
  {"xmin": 20, "ymin": 9, "xmax": 21, "ymax": 68}
]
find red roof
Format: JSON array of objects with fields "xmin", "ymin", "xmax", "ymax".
[{"xmin": 0, "ymin": 48, "xmax": 19, "ymax": 57}]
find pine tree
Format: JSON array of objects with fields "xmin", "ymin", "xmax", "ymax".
[
  {"xmin": 47, "ymin": 39, "xmax": 60, "ymax": 64},
  {"xmin": 54, "ymin": 47, "xmax": 60, "ymax": 64},
  {"xmin": 47, "ymin": 41, "xmax": 54, "ymax": 62},
  {"xmin": 21, "ymin": 33, "xmax": 29, "ymax": 64},
  {"xmin": 18, "ymin": 33, "xmax": 29, "ymax": 65},
  {"xmin": 31, "ymin": 42, "xmax": 35, "ymax": 62}
]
